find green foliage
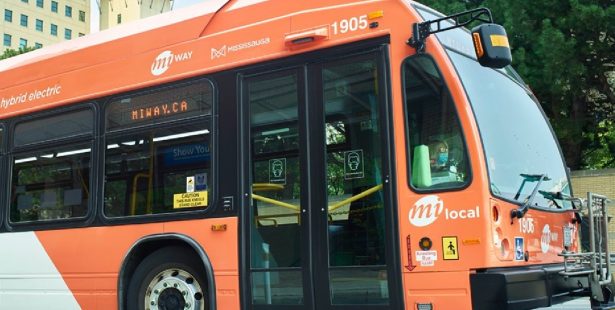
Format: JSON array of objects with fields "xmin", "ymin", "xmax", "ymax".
[
  {"xmin": 417, "ymin": 0, "xmax": 615, "ymax": 170},
  {"xmin": 583, "ymin": 120, "xmax": 615, "ymax": 168},
  {"xmin": 0, "ymin": 46, "xmax": 37, "ymax": 60}
]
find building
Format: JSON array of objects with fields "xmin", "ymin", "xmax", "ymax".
[
  {"xmin": 1, "ymin": 0, "xmax": 90, "ymax": 52},
  {"xmin": 570, "ymin": 169, "xmax": 615, "ymax": 251},
  {"xmin": 99, "ymin": 0, "xmax": 171, "ymax": 30}
]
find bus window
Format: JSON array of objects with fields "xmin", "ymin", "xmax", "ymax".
[
  {"xmin": 403, "ymin": 55, "xmax": 470, "ymax": 190},
  {"xmin": 103, "ymin": 80, "xmax": 213, "ymax": 217},
  {"xmin": 14, "ymin": 109, "xmax": 93, "ymax": 147},
  {"xmin": 10, "ymin": 110, "xmax": 93, "ymax": 223},
  {"xmin": 104, "ymin": 124, "xmax": 211, "ymax": 216}
]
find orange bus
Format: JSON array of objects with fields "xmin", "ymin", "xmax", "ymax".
[{"xmin": 0, "ymin": 0, "xmax": 612, "ymax": 309}]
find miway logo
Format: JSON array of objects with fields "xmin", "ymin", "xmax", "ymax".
[{"xmin": 150, "ymin": 50, "xmax": 193, "ymax": 76}]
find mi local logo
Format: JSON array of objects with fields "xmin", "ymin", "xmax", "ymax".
[
  {"xmin": 408, "ymin": 195, "xmax": 479, "ymax": 227},
  {"xmin": 150, "ymin": 50, "xmax": 193, "ymax": 76}
]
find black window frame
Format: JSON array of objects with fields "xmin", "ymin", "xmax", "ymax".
[
  {"xmin": 0, "ymin": 123, "xmax": 5, "ymax": 231},
  {"xmin": 51, "ymin": 0, "xmax": 58, "ymax": 13},
  {"xmin": 0, "ymin": 123, "xmax": 5, "ymax": 154},
  {"xmin": 402, "ymin": 53, "xmax": 473, "ymax": 194},
  {"xmin": 6, "ymin": 105, "xmax": 97, "ymax": 230},
  {"xmin": 65, "ymin": 5, "xmax": 72, "ymax": 18},
  {"xmin": 100, "ymin": 77, "xmax": 218, "ymax": 224}
]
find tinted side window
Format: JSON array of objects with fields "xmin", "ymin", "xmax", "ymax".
[
  {"xmin": 10, "ymin": 109, "xmax": 93, "ymax": 223},
  {"xmin": 14, "ymin": 109, "xmax": 93, "ymax": 146},
  {"xmin": 104, "ymin": 79, "xmax": 213, "ymax": 217},
  {"xmin": 403, "ymin": 55, "xmax": 470, "ymax": 190}
]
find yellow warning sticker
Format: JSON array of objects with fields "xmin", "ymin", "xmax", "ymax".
[
  {"xmin": 173, "ymin": 191, "xmax": 208, "ymax": 209},
  {"xmin": 442, "ymin": 236, "xmax": 459, "ymax": 260},
  {"xmin": 490, "ymin": 34, "xmax": 510, "ymax": 48}
]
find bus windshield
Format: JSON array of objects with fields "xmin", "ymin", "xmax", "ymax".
[
  {"xmin": 413, "ymin": 5, "xmax": 571, "ymax": 209},
  {"xmin": 449, "ymin": 51, "xmax": 571, "ymax": 209}
]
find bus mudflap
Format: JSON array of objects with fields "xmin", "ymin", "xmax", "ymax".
[{"xmin": 559, "ymin": 192, "xmax": 615, "ymax": 309}]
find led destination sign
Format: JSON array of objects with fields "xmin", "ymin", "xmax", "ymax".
[
  {"xmin": 105, "ymin": 80, "xmax": 212, "ymax": 131},
  {"xmin": 131, "ymin": 100, "xmax": 189, "ymax": 121}
]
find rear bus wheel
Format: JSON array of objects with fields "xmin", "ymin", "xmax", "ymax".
[{"xmin": 127, "ymin": 246, "xmax": 207, "ymax": 310}]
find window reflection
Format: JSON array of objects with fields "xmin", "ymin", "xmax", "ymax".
[
  {"xmin": 11, "ymin": 144, "xmax": 91, "ymax": 223},
  {"xmin": 104, "ymin": 125, "xmax": 211, "ymax": 217},
  {"xmin": 324, "ymin": 58, "xmax": 389, "ymax": 305}
]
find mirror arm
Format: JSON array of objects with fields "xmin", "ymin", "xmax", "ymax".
[{"xmin": 408, "ymin": 7, "xmax": 494, "ymax": 52}]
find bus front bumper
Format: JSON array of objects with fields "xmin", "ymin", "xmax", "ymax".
[{"xmin": 470, "ymin": 264, "xmax": 589, "ymax": 310}]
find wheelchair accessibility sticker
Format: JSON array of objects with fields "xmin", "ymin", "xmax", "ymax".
[{"xmin": 515, "ymin": 237, "xmax": 524, "ymax": 261}]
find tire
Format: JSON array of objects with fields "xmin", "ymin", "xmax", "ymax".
[{"xmin": 127, "ymin": 246, "xmax": 208, "ymax": 310}]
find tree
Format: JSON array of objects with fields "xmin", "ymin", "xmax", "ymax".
[
  {"xmin": 418, "ymin": 0, "xmax": 615, "ymax": 170},
  {"xmin": 0, "ymin": 46, "xmax": 37, "ymax": 60}
]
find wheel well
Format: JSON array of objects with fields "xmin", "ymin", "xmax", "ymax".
[{"xmin": 118, "ymin": 234, "xmax": 216, "ymax": 310}]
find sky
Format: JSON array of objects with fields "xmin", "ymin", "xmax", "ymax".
[{"xmin": 88, "ymin": 0, "xmax": 204, "ymax": 32}]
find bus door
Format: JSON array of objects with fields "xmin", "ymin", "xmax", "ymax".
[{"xmin": 242, "ymin": 49, "xmax": 398, "ymax": 309}]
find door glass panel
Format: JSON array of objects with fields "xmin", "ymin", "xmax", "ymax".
[
  {"xmin": 248, "ymin": 72, "xmax": 303, "ymax": 305},
  {"xmin": 323, "ymin": 59, "xmax": 389, "ymax": 305},
  {"xmin": 251, "ymin": 271, "xmax": 303, "ymax": 305}
]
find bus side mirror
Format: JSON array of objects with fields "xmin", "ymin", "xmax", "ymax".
[{"xmin": 472, "ymin": 23, "xmax": 512, "ymax": 69}]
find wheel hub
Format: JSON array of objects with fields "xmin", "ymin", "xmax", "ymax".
[
  {"xmin": 157, "ymin": 287, "xmax": 185, "ymax": 310},
  {"xmin": 145, "ymin": 269, "xmax": 204, "ymax": 310}
]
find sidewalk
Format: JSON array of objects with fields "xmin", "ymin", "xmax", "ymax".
[{"xmin": 536, "ymin": 297, "xmax": 590, "ymax": 309}]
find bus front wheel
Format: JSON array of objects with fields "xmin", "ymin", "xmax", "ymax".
[{"xmin": 127, "ymin": 246, "xmax": 207, "ymax": 310}]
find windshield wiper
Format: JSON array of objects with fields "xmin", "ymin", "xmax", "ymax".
[
  {"xmin": 538, "ymin": 190, "xmax": 564, "ymax": 208},
  {"xmin": 511, "ymin": 174, "xmax": 549, "ymax": 220},
  {"xmin": 538, "ymin": 190, "xmax": 585, "ymax": 224}
]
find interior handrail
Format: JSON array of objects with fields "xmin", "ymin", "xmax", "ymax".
[
  {"xmin": 251, "ymin": 193, "xmax": 300, "ymax": 211},
  {"xmin": 328, "ymin": 184, "xmax": 383, "ymax": 212},
  {"xmin": 250, "ymin": 183, "xmax": 383, "ymax": 213}
]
